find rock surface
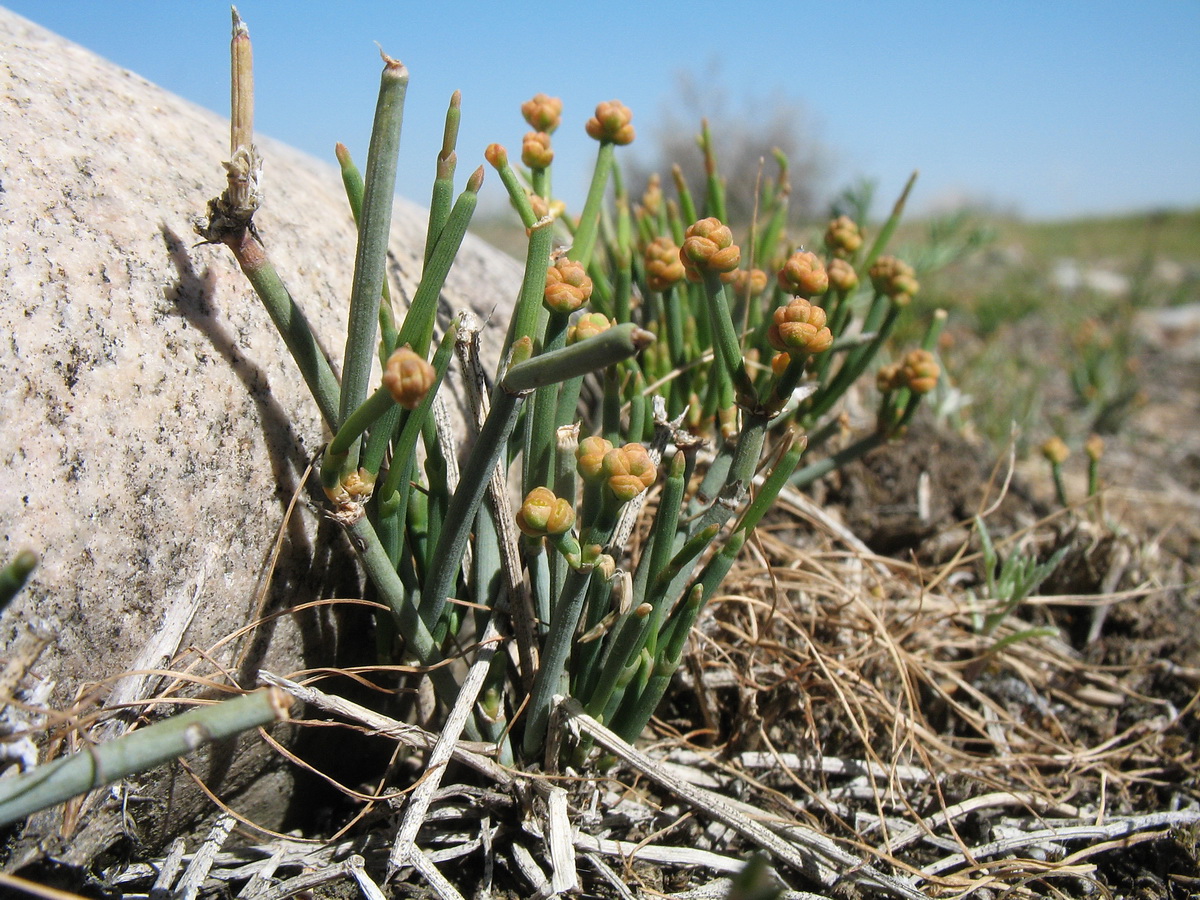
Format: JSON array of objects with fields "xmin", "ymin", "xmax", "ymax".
[{"xmin": 0, "ymin": 7, "xmax": 520, "ymax": 862}]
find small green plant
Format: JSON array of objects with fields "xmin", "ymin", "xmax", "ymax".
[
  {"xmin": 196, "ymin": 12, "xmax": 944, "ymax": 766},
  {"xmin": 1040, "ymin": 432, "xmax": 1108, "ymax": 511},
  {"xmin": 1068, "ymin": 313, "xmax": 1144, "ymax": 435},
  {"xmin": 967, "ymin": 514, "xmax": 1066, "ymax": 640}
]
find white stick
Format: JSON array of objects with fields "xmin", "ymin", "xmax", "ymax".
[
  {"xmin": 558, "ymin": 696, "xmax": 925, "ymax": 900},
  {"xmin": 257, "ymin": 670, "xmax": 509, "ymax": 785},
  {"xmin": 175, "ymin": 814, "xmax": 236, "ymax": 900}
]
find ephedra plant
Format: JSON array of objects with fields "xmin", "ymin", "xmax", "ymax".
[{"xmin": 196, "ymin": 11, "xmax": 945, "ymax": 769}]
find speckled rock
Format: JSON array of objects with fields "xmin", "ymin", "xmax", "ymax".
[{"xmin": 0, "ymin": 7, "xmax": 520, "ymax": 862}]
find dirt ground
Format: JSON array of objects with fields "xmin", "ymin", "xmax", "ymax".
[{"xmin": 680, "ymin": 303, "xmax": 1200, "ymax": 898}]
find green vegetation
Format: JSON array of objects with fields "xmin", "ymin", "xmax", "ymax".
[
  {"xmin": 896, "ymin": 207, "xmax": 1199, "ymax": 450},
  {"xmin": 1000, "ymin": 207, "xmax": 1200, "ymax": 269},
  {"xmin": 194, "ymin": 15, "xmax": 949, "ymax": 768}
]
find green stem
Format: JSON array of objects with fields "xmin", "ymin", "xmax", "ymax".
[
  {"xmin": 615, "ymin": 530, "xmax": 747, "ymax": 743},
  {"xmin": 335, "ymin": 143, "xmax": 396, "ymax": 354},
  {"xmin": 1051, "ymin": 462, "xmax": 1070, "ymax": 508},
  {"xmin": 420, "ymin": 385, "xmax": 524, "ymax": 635},
  {"xmin": 376, "ymin": 458, "xmax": 411, "ymax": 565},
  {"xmin": 922, "ymin": 309, "xmax": 948, "ymax": 352},
  {"xmin": 340, "ymin": 56, "xmax": 409, "ymax": 466},
  {"xmin": 346, "ymin": 516, "xmax": 469, "ymax": 721},
  {"xmin": 360, "ymin": 404, "xmax": 403, "ymax": 479},
  {"xmin": 327, "ymin": 386, "xmax": 394, "ymax": 458},
  {"xmin": 582, "ymin": 602, "xmax": 653, "ymax": 720},
  {"xmin": 505, "ymin": 222, "xmax": 556, "ymax": 358},
  {"xmin": 335, "ymin": 142, "xmax": 367, "ymax": 227},
  {"xmin": 699, "ymin": 120, "xmax": 726, "ymax": 222},
  {"xmin": 862, "ymin": 170, "xmax": 918, "ymax": 271},
  {"xmin": 580, "ymin": 450, "xmax": 687, "ymax": 711},
  {"xmin": 223, "ymin": 229, "xmax": 341, "ymax": 431},
  {"xmin": 486, "ymin": 147, "xmax": 552, "ymax": 358},
  {"xmin": 672, "ymin": 164, "xmax": 697, "ymax": 227},
  {"xmin": 420, "ymin": 416, "xmax": 449, "ymax": 578},
  {"xmin": 524, "ymin": 311, "xmax": 570, "ymax": 491},
  {"xmin": 637, "ymin": 450, "xmax": 686, "ymax": 613},
  {"xmin": 376, "ymin": 325, "xmax": 457, "ymax": 501},
  {"xmin": 531, "ymin": 166, "xmax": 550, "ymax": 201},
  {"xmin": 424, "ymin": 90, "xmax": 461, "ymax": 265},
  {"xmin": 650, "ymin": 523, "xmax": 720, "ymax": 607},
  {"xmin": 395, "ymin": 168, "xmax": 483, "ymax": 358},
  {"xmin": 521, "ymin": 564, "xmax": 596, "ymax": 759},
  {"xmin": 1087, "ymin": 454, "xmax": 1101, "ymax": 499},
  {"xmin": 504, "ymin": 324, "xmax": 654, "ymax": 393},
  {"xmin": 570, "ymin": 142, "xmax": 616, "ymax": 270},
  {"xmin": 0, "ymin": 690, "xmax": 288, "ymax": 828},
  {"xmin": 736, "ymin": 431, "xmax": 808, "ymax": 533},
  {"xmin": 602, "ymin": 366, "xmax": 622, "ymax": 444},
  {"xmin": 489, "ymin": 149, "xmax": 539, "ymax": 229},
  {"xmin": 349, "ymin": 515, "xmax": 436, "ymax": 659},
  {"xmin": 610, "ymin": 588, "xmax": 700, "ymax": 744},
  {"xmin": 755, "ymin": 150, "xmax": 790, "ymax": 270},
  {"xmin": 804, "ymin": 299, "xmax": 901, "ymax": 426},
  {"xmin": 701, "ymin": 273, "xmax": 755, "ymax": 404},
  {"xmin": 555, "ymin": 374, "xmax": 586, "ymax": 433},
  {"xmin": 690, "ymin": 410, "xmax": 769, "ymax": 538}
]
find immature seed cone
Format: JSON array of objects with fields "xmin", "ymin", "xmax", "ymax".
[
  {"xmin": 900, "ymin": 349, "xmax": 940, "ymax": 394},
  {"xmin": 576, "ymin": 435, "xmax": 615, "ymax": 482},
  {"xmin": 517, "ymin": 487, "xmax": 576, "ymax": 537},
  {"xmin": 602, "ymin": 443, "xmax": 657, "ymax": 502},
  {"xmin": 585, "ymin": 100, "xmax": 635, "ymax": 145},
  {"xmin": 680, "ymin": 217, "xmax": 740, "ymax": 282},
  {"xmin": 733, "ymin": 268, "xmax": 769, "ymax": 297},
  {"xmin": 644, "ymin": 236, "xmax": 685, "ymax": 291},
  {"xmin": 1085, "ymin": 433, "xmax": 1104, "ymax": 462},
  {"xmin": 767, "ymin": 298, "xmax": 834, "ymax": 354},
  {"xmin": 869, "ymin": 256, "xmax": 920, "ymax": 301},
  {"xmin": 324, "ymin": 467, "xmax": 377, "ymax": 505},
  {"xmin": 527, "ymin": 192, "xmax": 565, "ymax": 223},
  {"xmin": 641, "ymin": 174, "xmax": 663, "ymax": 216},
  {"xmin": 777, "ymin": 250, "xmax": 829, "ymax": 298},
  {"xmin": 521, "ymin": 131, "xmax": 554, "ymax": 169},
  {"xmin": 484, "ymin": 143, "xmax": 508, "ymax": 169},
  {"xmin": 825, "ymin": 215, "xmax": 863, "ymax": 257},
  {"xmin": 544, "ymin": 258, "xmax": 593, "ymax": 314},
  {"xmin": 876, "ymin": 362, "xmax": 902, "ymax": 394},
  {"xmin": 827, "ymin": 257, "xmax": 859, "ymax": 294},
  {"xmin": 1041, "ymin": 436, "xmax": 1070, "ymax": 465},
  {"xmin": 569, "ymin": 312, "xmax": 613, "ymax": 344},
  {"xmin": 382, "ymin": 346, "xmax": 436, "ymax": 409},
  {"xmin": 521, "ymin": 93, "xmax": 563, "ymax": 133},
  {"xmin": 342, "ymin": 468, "xmax": 375, "ymax": 498}
]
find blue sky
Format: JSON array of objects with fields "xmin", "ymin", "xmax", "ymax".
[{"xmin": 7, "ymin": 1, "xmax": 1199, "ymax": 221}]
